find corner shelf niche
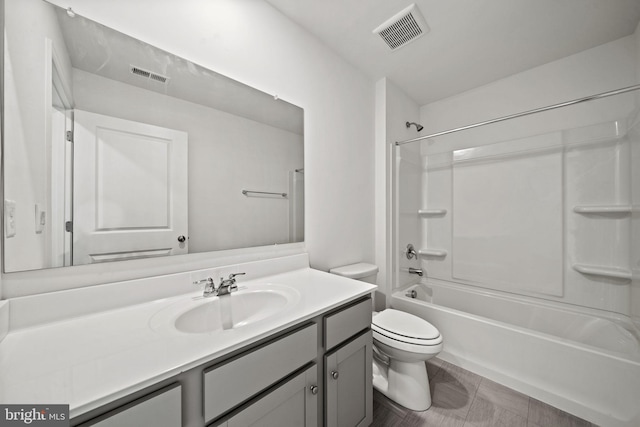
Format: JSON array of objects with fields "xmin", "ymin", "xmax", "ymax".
[
  {"xmin": 572, "ymin": 264, "xmax": 631, "ymax": 281},
  {"xmin": 573, "ymin": 205, "xmax": 632, "ymax": 215},
  {"xmin": 418, "ymin": 209, "xmax": 447, "ymax": 217}
]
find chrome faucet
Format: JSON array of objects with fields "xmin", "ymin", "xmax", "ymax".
[
  {"xmin": 193, "ymin": 272, "xmax": 246, "ymax": 297},
  {"xmin": 217, "ymin": 273, "xmax": 246, "ymax": 296}
]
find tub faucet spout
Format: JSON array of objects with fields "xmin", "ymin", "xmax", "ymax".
[{"xmin": 408, "ymin": 268, "xmax": 423, "ymax": 277}]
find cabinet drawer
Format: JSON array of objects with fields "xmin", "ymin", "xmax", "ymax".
[
  {"xmin": 204, "ymin": 323, "xmax": 317, "ymax": 423},
  {"xmin": 324, "ymin": 298, "xmax": 371, "ymax": 351},
  {"xmin": 77, "ymin": 384, "xmax": 181, "ymax": 427}
]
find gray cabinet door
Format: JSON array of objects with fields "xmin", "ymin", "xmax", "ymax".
[
  {"xmin": 325, "ymin": 331, "xmax": 372, "ymax": 427},
  {"xmin": 226, "ymin": 365, "xmax": 318, "ymax": 427}
]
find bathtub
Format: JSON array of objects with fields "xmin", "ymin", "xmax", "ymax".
[{"xmin": 391, "ymin": 280, "xmax": 640, "ymax": 427}]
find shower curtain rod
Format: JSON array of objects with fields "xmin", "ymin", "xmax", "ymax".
[{"xmin": 395, "ymin": 83, "xmax": 640, "ymax": 146}]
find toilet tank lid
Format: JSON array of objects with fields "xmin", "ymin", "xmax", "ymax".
[{"xmin": 329, "ymin": 263, "xmax": 379, "ymax": 279}]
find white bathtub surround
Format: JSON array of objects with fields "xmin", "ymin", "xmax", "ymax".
[
  {"xmin": 392, "ymin": 281, "xmax": 640, "ymax": 427},
  {"xmin": 416, "ymin": 119, "xmax": 635, "ymax": 313},
  {"xmin": 0, "ymin": 254, "xmax": 376, "ymax": 418}
]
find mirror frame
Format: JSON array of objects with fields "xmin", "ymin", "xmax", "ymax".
[{"xmin": 0, "ymin": 0, "xmax": 306, "ymax": 298}]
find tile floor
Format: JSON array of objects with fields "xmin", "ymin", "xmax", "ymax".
[{"xmin": 371, "ymin": 358, "xmax": 598, "ymax": 427}]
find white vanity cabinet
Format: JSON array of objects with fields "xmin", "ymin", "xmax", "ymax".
[
  {"xmin": 323, "ymin": 299, "xmax": 373, "ymax": 427},
  {"xmin": 76, "ymin": 385, "xmax": 181, "ymax": 427}
]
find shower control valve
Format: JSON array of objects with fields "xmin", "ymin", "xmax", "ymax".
[{"xmin": 406, "ymin": 243, "xmax": 417, "ymax": 260}]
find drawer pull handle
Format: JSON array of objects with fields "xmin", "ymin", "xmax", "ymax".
[
  {"xmin": 331, "ymin": 371, "xmax": 339, "ymax": 380},
  {"xmin": 310, "ymin": 385, "xmax": 319, "ymax": 395}
]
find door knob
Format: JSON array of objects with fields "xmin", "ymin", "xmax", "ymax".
[
  {"xmin": 309, "ymin": 385, "xmax": 318, "ymax": 395},
  {"xmin": 177, "ymin": 235, "xmax": 186, "ymax": 243},
  {"xmin": 331, "ymin": 371, "xmax": 339, "ymax": 380}
]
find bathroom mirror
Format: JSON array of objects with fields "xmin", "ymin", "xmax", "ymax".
[{"xmin": 2, "ymin": 0, "xmax": 304, "ymax": 272}]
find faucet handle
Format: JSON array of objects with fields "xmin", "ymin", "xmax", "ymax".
[
  {"xmin": 195, "ymin": 277, "xmax": 219, "ymax": 297},
  {"xmin": 220, "ymin": 272, "xmax": 246, "ymax": 286},
  {"xmin": 193, "ymin": 277, "xmax": 215, "ymax": 286},
  {"xmin": 228, "ymin": 272, "xmax": 246, "ymax": 281}
]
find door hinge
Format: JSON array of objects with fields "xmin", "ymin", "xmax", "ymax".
[
  {"xmin": 66, "ymin": 131, "xmax": 73, "ymax": 142},
  {"xmin": 65, "ymin": 221, "xmax": 73, "ymax": 232}
]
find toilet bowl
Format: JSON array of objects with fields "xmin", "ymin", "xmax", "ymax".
[
  {"xmin": 372, "ymin": 309, "xmax": 442, "ymax": 411},
  {"xmin": 329, "ymin": 262, "xmax": 443, "ymax": 411}
]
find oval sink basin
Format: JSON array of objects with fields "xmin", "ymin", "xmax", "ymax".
[
  {"xmin": 149, "ymin": 284, "xmax": 299, "ymax": 335},
  {"xmin": 175, "ymin": 290, "xmax": 288, "ymax": 334}
]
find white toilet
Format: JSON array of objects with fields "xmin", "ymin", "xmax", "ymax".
[{"xmin": 329, "ymin": 263, "xmax": 443, "ymax": 411}]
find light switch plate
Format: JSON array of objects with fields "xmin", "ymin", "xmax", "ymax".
[
  {"xmin": 35, "ymin": 203, "xmax": 46, "ymax": 234},
  {"xmin": 5, "ymin": 199, "xmax": 16, "ymax": 238}
]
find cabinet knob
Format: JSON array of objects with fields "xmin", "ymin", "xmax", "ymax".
[
  {"xmin": 331, "ymin": 371, "xmax": 339, "ymax": 380},
  {"xmin": 309, "ymin": 385, "xmax": 318, "ymax": 395}
]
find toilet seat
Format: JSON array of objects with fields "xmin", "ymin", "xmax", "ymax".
[{"xmin": 372, "ymin": 309, "xmax": 442, "ymax": 353}]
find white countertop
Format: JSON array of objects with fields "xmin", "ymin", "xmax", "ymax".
[{"xmin": 0, "ymin": 266, "xmax": 375, "ymax": 418}]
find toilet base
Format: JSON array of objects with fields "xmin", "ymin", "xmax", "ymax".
[{"xmin": 372, "ymin": 355, "xmax": 432, "ymax": 411}]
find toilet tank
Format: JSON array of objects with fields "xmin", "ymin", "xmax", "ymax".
[{"xmin": 329, "ymin": 263, "xmax": 379, "ymax": 284}]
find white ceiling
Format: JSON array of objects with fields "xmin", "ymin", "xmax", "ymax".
[{"xmin": 265, "ymin": 0, "xmax": 640, "ymax": 105}]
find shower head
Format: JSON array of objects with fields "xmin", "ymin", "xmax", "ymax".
[{"xmin": 406, "ymin": 121, "xmax": 424, "ymax": 132}]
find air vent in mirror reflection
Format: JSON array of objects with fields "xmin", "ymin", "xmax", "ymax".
[{"xmin": 130, "ymin": 65, "xmax": 169, "ymax": 84}]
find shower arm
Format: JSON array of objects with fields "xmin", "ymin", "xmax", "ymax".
[
  {"xmin": 406, "ymin": 121, "xmax": 424, "ymax": 132},
  {"xmin": 395, "ymin": 83, "xmax": 640, "ymax": 146}
]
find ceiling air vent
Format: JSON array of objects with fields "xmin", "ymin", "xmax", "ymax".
[
  {"xmin": 373, "ymin": 4, "xmax": 429, "ymax": 51},
  {"xmin": 130, "ymin": 65, "xmax": 169, "ymax": 84}
]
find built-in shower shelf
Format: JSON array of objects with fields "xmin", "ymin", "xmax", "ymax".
[
  {"xmin": 418, "ymin": 209, "xmax": 447, "ymax": 217},
  {"xmin": 418, "ymin": 249, "xmax": 447, "ymax": 257},
  {"xmin": 573, "ymin": 264, "xmax": 632, "ymax": 280},
  {"xmin": 573, "ymin": 205, "xmax": 632, "ymax": 214}
]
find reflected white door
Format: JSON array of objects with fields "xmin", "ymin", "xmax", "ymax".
[
  {"xmin": 50, "ymin": 107, "xmax": 72, "ymax": 267},
  {"xmin": 73, "ymin": 110, "xmax": 188, "ymax": 265}
]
